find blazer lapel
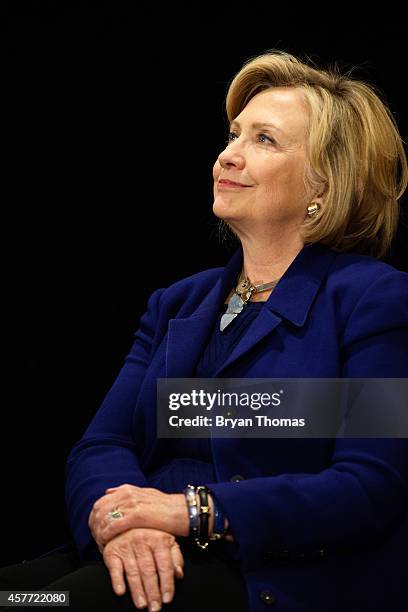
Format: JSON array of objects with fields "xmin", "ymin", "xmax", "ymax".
[
  {"xmin": 166, "ymin": 243, "xmax": 337, "ymax": 378},
  {"xmin": 213, "ymin": 308, "xmax": 283, "ymax": 376},
  {"xmin": 165, "ymin": 247, "xmax": 243, "ymax": 377}
]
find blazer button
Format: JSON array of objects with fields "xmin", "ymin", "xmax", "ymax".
[
  {"xmin": 260, "ymin": 590, "xmax": 276, "ymax": 605},
  {"xmin": 224, "ymin": 407, "xmax": 237, "ymax": 418},
  {"xmin": 230, "ymin": 474, "xmax": 245, "ymax": 482}
]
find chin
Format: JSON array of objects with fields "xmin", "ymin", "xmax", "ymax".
[{"xmin": 212, "ymin": 196, "xmax": 238, "ymax": 221}]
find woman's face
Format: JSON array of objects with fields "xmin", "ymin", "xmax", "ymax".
[{"xmin": 213, "ymin": 87, "xmax": 319, "ymax": 239}]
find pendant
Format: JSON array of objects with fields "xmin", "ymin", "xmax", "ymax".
[{"xmin": 220, "ymin": 292, "xmax": 246, "ymax": 331}]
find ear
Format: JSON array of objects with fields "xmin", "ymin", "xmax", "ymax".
[
  {"xmin": 311, "ymin": 182, "xmax": 328, "ymax": 205},
  {"xmin": 311, "ymin": 194, "xmax": 324, "ymax": 205}
]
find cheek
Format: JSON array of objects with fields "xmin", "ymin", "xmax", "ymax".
[{"xmin": 261, "ymin": 164, "xmax": 304, "ymax": 199}]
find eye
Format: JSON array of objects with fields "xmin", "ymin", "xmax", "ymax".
[
  {"xmin": 225, "ymin": 131, "xmax": 276, "ymax": 145},
  {"xmin": 257, "ymin": 132, "xmax": 275, "ymax": 144},
  {"xmin": 226, "ymin": 131, "xmax": 238, "ymax": 144}
]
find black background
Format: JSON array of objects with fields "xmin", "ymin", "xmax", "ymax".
[{"xmin": 2, "ymin": 2, "xmax": 408, "ymax": 565}]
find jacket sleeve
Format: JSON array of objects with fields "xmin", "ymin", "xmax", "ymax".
[
  {"xmin": 64, "ymin": 287, "xmax": 165, "ymax": 560},
  {"xmin": 207, "ymin": 270, "xmax": 408, "ymax": 569}
]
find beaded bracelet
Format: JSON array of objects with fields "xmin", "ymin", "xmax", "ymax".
[{"xmin": 183, "ymin": 484, "xmax": 199, "ymax": 540}]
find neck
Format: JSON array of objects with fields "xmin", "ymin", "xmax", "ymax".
[{"xmin": 239, "ymin": 234, "xmax": 304, "ymax": 285}]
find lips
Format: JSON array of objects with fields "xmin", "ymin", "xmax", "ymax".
[{"xmin": 218, "ymin": 179, "xmax": 252, "ymax": 187}]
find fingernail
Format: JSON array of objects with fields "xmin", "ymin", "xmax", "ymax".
[
  {"xmin": 137, "ymin": 596, "xmax": 146, "ymax": 608},
  {"xmin": 150, "ymin": 601, "xmax": 161, "ymax": 611},
  {"xmin": 116, "ymin": 583, "xmax": 125, "ymax": 594},
  {"xmin": 163, "ymin": 592, "xmax": 172, "ymax": 603},
  {"xmin": 176, "ymin": 565, "xmax": 184, "ymax": 577}
]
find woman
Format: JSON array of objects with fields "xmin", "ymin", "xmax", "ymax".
[{"xmin": 1, "ymin": 50, "xmax": 408, "ymax": 612}]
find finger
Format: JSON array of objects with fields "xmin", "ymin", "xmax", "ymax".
[
  {"xmin": 101, "ymin": 512, "xmax": 134, "ymax": 547},
  {"xmin": 90, "ymin": 496, "xmax": 121, "ymax": 531},
  {"xmin": 105, "ymin": 484, "xmax": 133, "ymax": 493},
  {"xmin": 171, "ymin": 543, "xmax": 184, "ymax": 579},
  {"xmin": 96, "ymin": 496, "xmax": 130, "ymax": 546},
  {"xmin": 133, "ymin": 543, "xmax": 162, "ymax": 612},
  {"xmin": 121, "ymin": 553, "xmax": 148, "ymax": 610},
  {"xmin": 90, "ymin": 498, "xmax": 128, "ymax": 551},
  {"xmin": 153, "ymin": 545, "xmax": 177, "ymax": 604},
  {"xmin": 104, "ymin": 553, "xmax": 126, "ymax": 597}
]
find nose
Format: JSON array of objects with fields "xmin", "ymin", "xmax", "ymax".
[{"xmin": 217, "ymin": 140, "xmax": 245, "ymax": 171}]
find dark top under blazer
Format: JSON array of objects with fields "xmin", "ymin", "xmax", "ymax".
[{"xmin": 65, "ymin": 242, "xmax": 408, "ymax": 612}]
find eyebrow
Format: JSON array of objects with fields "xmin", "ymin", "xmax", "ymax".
[{"xmin": 229, "ymin": 119, "xmax": 285, "ymax": 135}]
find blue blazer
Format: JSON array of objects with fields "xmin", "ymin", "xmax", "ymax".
[{"xmin": 65, "ymin": 242, "xmax": 408, "ymax": 612}]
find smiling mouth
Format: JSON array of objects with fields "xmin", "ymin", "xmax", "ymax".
[{"xmin": 218, "ymin": 179, "xmax": 252, "ymax": 188}]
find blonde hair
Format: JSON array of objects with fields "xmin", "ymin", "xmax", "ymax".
[{"xmin": 223, "ymin": 50, "xmax": 408, "ymax": 258}]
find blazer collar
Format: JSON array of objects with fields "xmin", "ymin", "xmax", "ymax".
[
  {"xmin": 165, "ymin": 242, "xmax": 337, "ymax": 377},
  {"xmin": 262, "ymin": 242, "xmax": 337, "ymax": 326}
]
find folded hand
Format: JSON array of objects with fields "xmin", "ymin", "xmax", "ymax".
[
  {"xmin": 88, "ymin": 484, "xmax": 188, "ymax": 551},
  {"xmin": 103, "ymin": 527, "xmax": 184, "ymax": 611}
]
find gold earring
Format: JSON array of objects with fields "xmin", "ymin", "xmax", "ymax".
[{"xmin": 307, "ymin": 202, "xmax": 320, "ymax": 217}]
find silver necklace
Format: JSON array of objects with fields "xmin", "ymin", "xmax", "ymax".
[{"xmin": 220, "ymin": 275, "xmax": 279, "ymax": 332}]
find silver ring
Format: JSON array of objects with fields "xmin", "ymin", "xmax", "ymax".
[{"xmin": 107, "ymin": 508, "xmax": 124, "ymax": 520}]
